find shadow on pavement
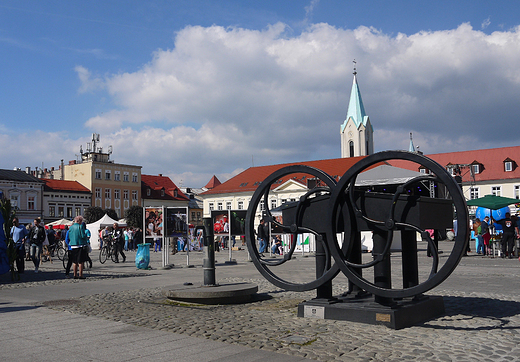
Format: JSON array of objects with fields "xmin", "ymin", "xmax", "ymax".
[{"xmin": 423, "ymin": 296, "xmax": 520, "ymax": 331}]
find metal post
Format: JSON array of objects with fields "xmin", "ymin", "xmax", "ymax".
[
  {"xmin": 315, "ymin": 234, "xmax": 333, "ymax": 301},
  {"xmin": 373, "ymin": 229, "xmax": 393, "ymax": 305},
  {"xmin": 202, "ymin": 218, "xmax": 216, "ymax": 286},
  {"xmin": 401, "ymin": 229, "xmax": 418, "ymax": 288}
]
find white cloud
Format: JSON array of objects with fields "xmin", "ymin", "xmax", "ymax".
[
  {"xmin": 75, "ymin": 65, "xmax": 104, "ymax": 93},
  {"xmin": 482, "ymin": 17, "xmax": 491, "ymax": 30},
  {"xmin": 8, "ymin": 21, "xmax": 520, "ymax": 187}
]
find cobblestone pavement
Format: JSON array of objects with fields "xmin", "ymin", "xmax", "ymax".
[{"xmin": 2, "ymin": 247, "xmax": 520, "ymax": 361}]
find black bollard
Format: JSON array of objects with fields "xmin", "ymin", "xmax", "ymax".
[{"xmin": 202, "ymin": 217, "xmax": 216, "ymax": 286}]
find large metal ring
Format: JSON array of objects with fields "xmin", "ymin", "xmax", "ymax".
[
  {"xmin": 245, "ymin": 165, "xmax": 340, "ymax": 292},
  {"xmin": 326, "ymin": 150, "xmax": 469, "ymax": 299}
]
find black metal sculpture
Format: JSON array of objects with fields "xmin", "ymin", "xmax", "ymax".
[{"xmin": 245, "ymin": 151, "xmax": 469, "ymax": 328}]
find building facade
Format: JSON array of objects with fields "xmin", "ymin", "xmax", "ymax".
[
  {"xmin": 50, "ymin": 137, "xmax": 141, "ymax": 218},
  {"xmin": 0, "ymin": 169, "xmax": 44, "ymax": 224},
  {"xmin": 42, "ymin": 179, "xmax": 92, "ymax": 222}
]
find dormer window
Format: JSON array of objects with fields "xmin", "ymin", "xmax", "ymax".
[
  {"xmin": 161, "ymin": 189, "xmax": 165, "ymax": 197},
  {"xmin": 504, "ymin": 158, "xmax": 515, "ymax": 172},
  {"xmin": 146, "ymin": 188, "xmax": 151, "ymax": 196},
  {"xmin": 470, "ymin": 161, "xmax": 481, "ymax": 175}
]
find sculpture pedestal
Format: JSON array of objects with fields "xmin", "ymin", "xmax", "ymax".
[{"xmin": 298, "ymin": 295, "xmax": 445, "ymax": 330}]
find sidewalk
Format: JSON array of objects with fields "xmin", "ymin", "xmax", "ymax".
[{"xmin": 1, "ymin": 243, "xmax": 520, "ymax": 361}]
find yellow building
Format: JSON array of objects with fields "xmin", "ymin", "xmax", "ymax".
[{"xmin": 51, "ymin": 135, "xmax": 141, "ymax": 218}]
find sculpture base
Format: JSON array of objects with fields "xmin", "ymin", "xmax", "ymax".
[
  {"xmin": 163, "ymin": 282, "xmax": 258, "ymax": 304},
  {"xmin": 297, "ymin": 294, "xmax": 444, "ymax": 330}
]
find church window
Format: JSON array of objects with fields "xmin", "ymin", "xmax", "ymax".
[{"xmin": 349, "ymin": 141, "xmax": 354, "ymax": 157}]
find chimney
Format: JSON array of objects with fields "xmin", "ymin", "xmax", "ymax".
[
  {"xmin": 158, "ymin": 174, "xmax": 162, "ymax": 177},
  {"xmin": 60, "ymin": 159, "xmax": 64, "ymax": 180},
  {"xmin": 25, "ymin": 166, "xmax": 31, "ymax": 174}
]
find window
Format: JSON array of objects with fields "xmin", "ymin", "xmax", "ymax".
[
  {"xmin": 95, "ymin": 169, "xmax": 102, "ymax": 179},
  {"xmin": 472, "ymin": 164, "xmax": 480, "ymax": 175},
  {"xmin": 75, "ymin": 207, "xmax": 81, "ymax": 216},
  {"xmin": 209, "ymin": 202, "xmax": 214, "ymax": 211},
  {"xmin": 491, "ymin": 186, "xmax": 501, "ymax": 196},
  {"xmin": 271, "ymin": 199, "xmax": 277, "ymax": 209},
  {"xmin": 516, "ymin": 185, "xmax": 520, "ymax": 200},
  {"xmin": 95, "ymin": 188, "xmax": 101, "ymax": 199},
  {"xmin": 161, "ymin": 190, "xmax": 165, "ymax": 197},
  {"xmin": 505, "ymin": 161, "xmax": 513, "ymax": 172},
  {"xmin": 238, "ymin": 201, "xmax": 244, "ymax": 210},
  {"xmin": 226, "ymin": 201, "xmax": 232, "ymax": 210},
  {"xmin": 58, "ymin": 206, "xmax": 64, "ymax": 217},
  {"xmin": 105, "ymin": 188, "xmax": 111, "ymax": 199},
  {"xmin": 260, "ymin": 200, "xmax": 265, "ymax": 211},
  {"xmin": 123, "ymin": 172, "xmax": 129, "ymax": 182},
  {"xmin": 470, "ymin": 187, "xmax": 479, "ymax": 200},
  {"xmin": 115, "ymin": 189, "xmax": 120, "ymax": 199},
  {"xmin": 123, "ymin": 190, "xmax": 129, "ymax": 200},
  {"xmin": 191, "ymin": 212, "xmax": 195, "ymax": 221},
  {"xmin": 349, "ymin": 140, "xmax": 354, "ymax": 158},
  {"xmin": 218, "ymin": 202, "xmax": 223, "ymax": 210},
  {"xmin": 174, "ymin": 189, "xmax": 178, "ymax": 198},
  {"xmin": 49, "ymin": 205, "xmax": 55, "ymax": 217},
  {"xmin": 105, "ymin": 171, "xmax": 111, "ymax": 180},
  {"xmin": 10, "ymin": 193, "xmax": 19, "ymax": 209},
  {"xmin": 132, "ymin": 190, "xmax": 138, "ymax": 200},
  {"xmin": 132, "ymin": 173, "xmax": 138, "ymax": 182},
  {"xmin": 197, "ymin": 211, "xmax": 201, "ymax": 221},
  {"xmin": 27, "ymin": 195, "xmax": 36, "ymax": 210},
  {"xmin": 114, "ymin": 171, "xmax": 121, "ymax": 181},
  {"xmin": 146, "ymin": 188, "xmax": 151, "ymax": 196},
  {"xmin": 67, "ymin": 207, "xmax": 73, "ymax": 218}
]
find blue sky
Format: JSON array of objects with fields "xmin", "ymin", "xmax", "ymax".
[{"xmin": 1, "ymin": 0, "xmax": 520, "ymax": 187}]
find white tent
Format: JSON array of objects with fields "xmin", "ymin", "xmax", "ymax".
[
  {"xmin": 45, "ymin": 218, "xmax": 73, "ymax": 229},
  {"xmin": 86, "ymin": 214, "xmax": 126, "ymax": 250}
]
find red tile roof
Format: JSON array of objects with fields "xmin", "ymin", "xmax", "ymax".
[
  {"xmin": 141, "ymin": 174, "xmax": 189, "ymax": 201},
  {"xmin": 43, "ymin": 179, "xmax": 90, "ymax": 193},
  {"xmin": 205, "ymin": 175, "xmax": 221, "ymax": 189},
  {"xmin": 388, "ymin": 145, "xmax": 520, "ymax": 183},
  {"xmin": 202, "ymin": 156, "xmax": 369, "ymax": 195}
]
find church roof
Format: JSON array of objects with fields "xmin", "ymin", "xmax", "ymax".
[{"xmin": 341, "ymin": 73, "xmax": 369, "ymax": 132}]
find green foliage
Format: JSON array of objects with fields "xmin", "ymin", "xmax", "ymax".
[
  {"xmin": 83, "ymin": 206, "xmax": 104, "ymax": 224},
  {"xmin": 103, "ymin": 208, "xmax": 118, "ymax": 220},
  {"xmin": 0, "ymin": 196, "xmax": 18, "ymax": 280},
  {"xmin": 124, "ymin": 206, "xmax": 143, "ymax": 229}
]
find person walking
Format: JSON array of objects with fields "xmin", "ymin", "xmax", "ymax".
[
  {"xmin": 68, "ymin": 215, "xmax": 88, "ymax": 279},
  {"xmin": 257, "ymin": 219, "xmax": 268, "ymax": 256},
  {"xmin": 10, "ymin": 217, "xmax": 28, "ymax": 273},
  {"xmin": 112, "ymin": 223, "xmax": 126, "ymax": 263},
  {"xmin": 28, "ymin": 218, "xmax": 46, "ymax": 273}
]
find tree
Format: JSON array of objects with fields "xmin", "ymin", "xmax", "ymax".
[
  {"xmin": 0, "ymin": 196, "xmax": 18, "ymax": 280},
  {"xmin": 125, "ymin": 206, "xmax": 143, "ymax": 229},
  {"xmin": 83, "ymin": 206, "xmax": 104, "ymax": 224},
  {"xmin": 103, "ymin": 208, "xmax": 118, "ymax": 221}
]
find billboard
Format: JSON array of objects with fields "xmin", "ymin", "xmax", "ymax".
[
  {"xmin": 144, "ymin": 207, "xmax": 163, "ymax": 241},
  {"xmin": 165, "ymin": 207, "xmax": 188, "ymax": 237},
  {"xmin": 211, "ymin": 210, "xmax": 247, "ymax": 236}
]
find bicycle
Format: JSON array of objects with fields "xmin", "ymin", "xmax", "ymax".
[
  {"xmin": 99, "ymin": 236, "xmax": 118, "ymax": 264},
  {"xmin": 63, "ymin": 246, "xmax": 92, "ymax": 272},
  {"xmin": 48, "ymin": 240, "xmax": 67, "ymax": 261}
]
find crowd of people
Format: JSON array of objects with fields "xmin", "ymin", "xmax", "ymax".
[
  {"xmin": 8, "ymin": 216, "xmax": 145, "ymax": 278},
  {"xmin": 472, "ymin": 212, "xmax": 520, "ymax": 259}
]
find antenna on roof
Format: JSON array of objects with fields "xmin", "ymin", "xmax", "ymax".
[{"xmin": 353, "ymin": 59, "xmax": 357, "ymax": 75}]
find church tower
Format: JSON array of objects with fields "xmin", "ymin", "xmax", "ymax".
[{"xmin": 340, "ymin": 62, "xmax": 374, "ymax": 158}]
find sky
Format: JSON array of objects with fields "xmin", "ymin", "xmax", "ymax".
[{"xmin": 1, "ymin": 0, "xmax": 520, "ymax": 188}]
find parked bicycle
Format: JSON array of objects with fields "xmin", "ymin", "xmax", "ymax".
[{"xmin": 48, "ymin": 239, "xmax": 67, "ymax": 261}]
